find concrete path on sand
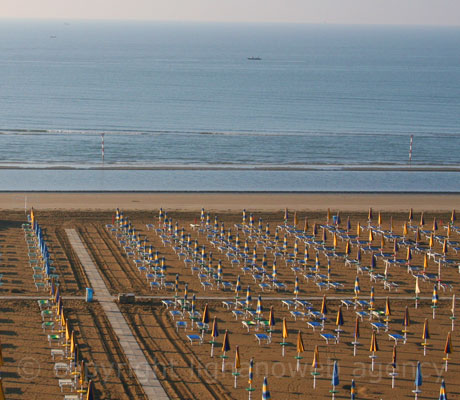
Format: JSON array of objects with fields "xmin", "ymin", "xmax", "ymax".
[{"xmin": 65, "ymin": 228, "xmax": 169, "ymax": 400}]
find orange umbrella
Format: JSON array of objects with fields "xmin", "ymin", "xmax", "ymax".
[
  {"xmin": 369, "ymin": 331, "xmax": 378, "ymax": 372},
  {"xmin": 281, "ymin": 318, "xmax": 289, "ymax": 356},
  {"xmin": 233, "ymin": 345, "xmax": 241, "ymax": 388}
]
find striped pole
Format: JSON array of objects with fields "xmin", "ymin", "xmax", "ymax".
[{"xmin": 409, "ymin": 135, "xmax": 413, "ymax": 164}]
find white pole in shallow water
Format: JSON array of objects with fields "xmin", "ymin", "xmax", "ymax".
[
  {"xmin": 409, "ymin": 134, "xmax": 413, "ymax": 165},
  {"xmin": 101, "ymin": 133, "xmax": 105, "ymax": 163}
]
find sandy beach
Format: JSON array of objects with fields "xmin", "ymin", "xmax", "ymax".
[
  {"xmin": 0, "ymin": 192, "xmax": 459, "ymax": 212},
  {"xmin": 1, "ymin": 194, "xmax": 459, "ymax": 399}
]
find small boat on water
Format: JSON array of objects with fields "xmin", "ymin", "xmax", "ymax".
[{"xmin": 247, "ymin": 57, "xmax": 262, "ymax": 61}]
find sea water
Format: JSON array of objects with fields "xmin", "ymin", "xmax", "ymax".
[{"xmin": 0, "ymin": 20, "xmax": 459, "ymax": 191}]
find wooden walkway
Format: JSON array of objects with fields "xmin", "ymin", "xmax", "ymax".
[{"xmin": 66, "ymin": 229, "xmax": 169, "ymax": 400}]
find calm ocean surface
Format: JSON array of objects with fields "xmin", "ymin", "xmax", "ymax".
[{"xmin": 0, "ymin": 20, "xmax": 459, "ymax": 191}]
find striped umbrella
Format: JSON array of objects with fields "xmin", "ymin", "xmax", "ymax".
[
  {"xmin": 439, "ymin": 379, "xmax": 447, "ymax": 400},
  {"xmin": 414, "ymin": 361, "xmax": 422, "ymax": 400},
  {"xmin": 284, "ymin": 208, "xmax": 288, "ymax": 223},
  {"xmin": 422, "ymin": 318, "xmax": 430, "ymax": 356},
  {"xmin": 315, "ymin": 253, "xmax": 320, "ymax": 273},
  {"xmin": 272, "ymin": 261, "xmax": 277, "ymax": 283},
  {"xmin": 354, "ymin": 276, "xmax": 360, "ymax": 299},
  {"xmin": 262, "ymin": 376, "xmax": 271, "ymax": 400},
  {"xmin": 432, "ymin": 285, "xmax": 438, "ymax": 319},
  {"xmin": 353, "ymin": 317, "xmax": 360, "ymax": 356},
  {"xmin": 210, "ymin": 317, "xmax": 219, "ymax": 357},
  {"xmin": 351, "ymin": 379, "xmax": 356, "ymax": 400},
  {"xmin": 221, "ymin": 330, "xmax": 230, "ymax": 372},
  {"xmin": 331, "ymin": 360, "xmax": 339, "ymax": 400},
  {"xmin": 296, "ymin": 330, "xmax": 305, "ymax": 372},
  {"xmin": 369, "ymin": 287, "xmax": 375, "ymax": 311},
  {"xmin": 369, "ymin": 331, "xmax": 378, "ymax": 372},
  {"xmin": 246, "ymin": 286, "xmax": 252, "ymax": 309},
  {"xmin": 390, "ymin": 344, "xmax": 397, "ymax": 388},
  {"xmin": 247, "ymin": 358, "xmax": 254, "ymax": 399},
  {"xmin": 293, "ymin": 276, "xmax": 299, "ymax": 298},
  {"xmin": 235, "ymin": 276, "xmax": 241, "ymax": 300},
  {"xmin": 256, "ymin": 296, "xmax": 263, "ymax": 320},
  {"xmin": 444, "ymin": 332, "xmax": 452, "ymax": 371},
  {"xmin": 345, "ymin": 240, "xmax": 351, "ymax": 257},
  {"xmin": 202, "ymin": 303, "xmax": 210, "ymax": 325},
  {"xmin": 311, "ymin": 345, "xmax": 320, "ymax": 388}
]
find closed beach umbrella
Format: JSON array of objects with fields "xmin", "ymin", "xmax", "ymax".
[
  {"xmin": 294, "ymin": 276, "xmax": 299, "ymax": 298},
  {"xmin": 409, "ymin": 208, "xmax": 413, "ymax": 221},
  {"xmin": 368, "ymin": 207, "xmax": 373, "ymax": 221},
  {"xmin": 385, "ymin": 297, "xmax": 391, "ymax": 317},
  {"xmin": 331, "ymin": 360, "xmax": 339, "ymax": 400},
  {"xmin": 221, "ymin": 330, "xmax": 230, "ymax": 372},
  {"xmin": 233, "ymin": 345, "xmax": 241, "ymax": 388},
  {"xmin": 268, "ymin": 306, "xmax": 275, "ymax": 338},
  {"xmin": 422, "ymin": 318, "xmax": 429, "ymax": 356},
  {"xmin": 345, "ymin": 240, "xmax": 351, "ymax": 256},
  {"xmin": 439, "ymin": 380, "xmax": 447, "ymax": 400},
  {"xmin": 351, "ymin": 379, "xmax": 356, "ymax": 400},
  {"xmin": 256, "ymin": 296, "xmax": 263, "ymax": 317},
  {"xmin": 346, "ymin": 216, "xmax": 351, "ymax": 232},
  {"xmin": 357, "ymin": 222, "xmax": 361, "ymax": 238},
  {"xmin": 368, "ymin": 229, "xmax": 374, "ymax": 242},
  {"xmin": 294, "ymin": 211, "xmax": 298, "ymax": 227},
  {"xmin": 296, "ymin": 330, "xmax": 305, "ymax": 372},
  {"xmin": 370, "ymin": 287, "xmax": 375, "ymax": 310},
  {"xmin": 210, "ymin": 316, "xmax": 219, "ymax": 357},
  {"xmin": 353, "ymin": 317, "xmax": 360, "ymax": 356},
  {"xmin": 403, "ymin": 222, "xmax": 408, "ymax": 237},
  {"xmin": 378, "ymin": 212, "xmax": 382, "ymax": 226},
  {"xmin": 262, "ymin": 376, "xmax": 271, "ymax": 400},
  {"xmin": 86, "ymin": 380, "xmax": 94, "ymax": 400},
  {"xmin": 403, "ymin": 306, "xmax": 410, "ymax": 337},
  {"xmin": 246, "ymin": 286, "xmax": 252, "ymax": 308},
  {"xmin": 311, "ymin": 345, "xmax": 320, "ymax": 389},
  {"xmin": 414, "ymin": 361, "xmax": 422, "ymax": 400},
  {"xmin": 420, "ymin": 212, "xmax": 425, "ymax": 227},
  {"xmin": 432, "ymin": 285, "xmax": 439, "ymax": 318},
  {"xmin": 304, "ymin": 217, "xmax": 309, "ymax": 233},
  {"xmin": 235, "ymin": 276, "xmax": 241, "ymax": 298},
  {"xmin": 336, "ymin": 306, "xmax": 344, "ymax": 327},
  {"xmin": 444, "ymin": 332, "xmax": 452, "ymax": 371},
  {"xmin": 202, "ymin": 303, "xmax": 210, "ymax": 324},
  {"xmin": 433, "ymin": 217, "xmax": 438, "ymax": 232},
  {"xmin": 248, "ymin": 358, "xmax": 253, "ymax": 385},
  {"xmin": 281, "ymin": 318, "xmax": 288, "ymax": 356},
  {"xmin": 354, "ymin": 276, "xmax": 360, "ymax": 297},
  {"xmin": 321, "ymin": 295, "xmax": 328, "ymax": 315},
  {"xmin": 284, "ymin": 208, "xmax": 288, "ymax": 223},
  {"xmin": 369, "ymin": 331, "xmax": 378, "ymax": 371},
  {"xmin": 390, "ymin": 344, "xmax": 397, "ymax": 388}
]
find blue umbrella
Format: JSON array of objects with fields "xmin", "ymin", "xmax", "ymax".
[
  {"xmin": 331, "ymin": 360, "xmax": 339, "ymax": 399},
  {"xmin": 414, "ymin": 361, "xmax": 422, "ymax": 400}
]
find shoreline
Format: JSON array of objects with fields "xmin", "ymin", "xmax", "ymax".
[{"xmin": 1, "ymin": 192, "xmax": 459, "ymax": 212}]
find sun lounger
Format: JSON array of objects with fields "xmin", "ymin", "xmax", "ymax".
[
  {"xmin": 290, "ymin": 311, "xmax": 305, "ymax": 321},
  {"xmin": 232, "ymin": 310, "xmax": 244, "ymax": 320},
  {"xmin": 341, "ymin": 299, "xmax": 354, "ymax": 309},
  {"xmin": 307, "ymin": 321, "xmax": 321, "ymax": 331},
  {"xmin": 176, "ymin": 321, "xmax": 187, "ymax": 332},
  {"xmin": 48, "ymin": 334, "xmax": 61, "ymax": 346},
  {"xmin": 222, "ymin": 301, "xmax": 234, "ymax": 309},
  {"xmin": 259, "ymin": 283, "xmax": 271, "ymax": 291},
  {"xmin": 169, "ymin": 310, "xmax": 182, "ymax": 320},
  {"xmin": 355, "ymin": 311, "xmax": 368, "ymax": 321},
  {"xmin": 254, "ymin": 333, "xmax": 270, "ymax": 345},
  {"xmin": 187, "ymin": 334, "xmax": 202, "ymax": 345},
  {"xmin": 388, "ymin": 333, "xmax": 405, "ymax": 345},
  {"xmin": 242, "ymin": 320, "xmax": 257, "ymax": 332},
  {"xmin": 51, "ymin": 349, "xmax": 65, "ymax": 360},
  {"xmin": 371, "ymin": 322, "xmax": 386, "ymax": 333},
  {"xmin": 59, "ymin": 379, "xmax": 75, "ymax": 392},
  {"xmin": 320, "ymin": 333, "xmax": 337, "ymax": 344},
  {"xmin": 282, "ymin": 300, "xmax": 295, "ymax": 309},
  {"xmin": 54, "ymin": 362, "xmax": 69, "ymax": 376}
]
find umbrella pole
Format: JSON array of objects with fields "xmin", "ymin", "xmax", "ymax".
[
  {"xmin": 353, "ymin": 343, "xmax": 357, "ymax": 356},
  {"xmin": 331, "ymin": 385, "xmax": 335, "ymax": 400},
  {"xmin": 313, "ymin": 369, "xmax": 317, "ymax": 389},
  {"xmin": 222, "ymin": 352, "xmax": 226, "ymax": 373},
  {"xmin": 234, "ymin": 372, "xmax": 238, "ymax": 388},
  {"xmin": 248, "ymin": 384, "xmax": 252, "ymax": 400},
  {"xmin": 445, "ymin": 354, "xmax": 448, "ymax": 372},
  {"xmin": 391, "ymin": 369, "xmax": 395, "ymax": 389},
  {"xmin": 423, "ymin": 340, "xmax": 427, "ymax": 356},
  {"xmin": 211, "ymin": 342, "xmax": 214, "ymax": 358},
  {"xmin": 282, "ymin": 343, "xmax": 285, "ymax": 357}
]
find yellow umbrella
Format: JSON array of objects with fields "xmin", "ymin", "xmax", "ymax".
[
  {"xmin": 86, "ymin": 380, "xmax": 94, "ymax": 400},
  {"xmin": 369, "ymin": 331, "xmax": 379, "ymax": 371},
  {"xmin": 333, "ymin": 232, "xmax": 338, "ymax": 249},
  {"xmin": 451, "ymin": 209, "xmax": 456, "ymax": 224},
  {"xmin": 233, "ymin": 345, "xmax": 241, "ymax": 388},
  {"xmin": 357, "ymin": 222, "xmax": 361, "ymax": 238},
  {"xmin": 30, "ymin": 207, "xmax": 35, "ymax": 225},
  {"xmin": 403, "ymin": 222, "xmax": 408, "ymax": 237},
  {"xmin": 281, "ymin": 318, "xmax": 288, "ymax": 356},
  {"xmin": 368, "ymin": 229, "xmax": 374, "ymax": 242},
  {"xmin": 296, "ymin": 330, "xmax": 305, "ymax": 372},
  {"xmin": 378, "ymin": 212, "xmax": 382, "ymax": 226},
  {"xmin": 311, "ymin": 345, "xmax": 320, "ymax": 389}
]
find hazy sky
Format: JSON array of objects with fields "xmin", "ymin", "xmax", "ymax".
[{"xmin": 2, "ymin": 0, "xmax": 460, "ymax": 26}]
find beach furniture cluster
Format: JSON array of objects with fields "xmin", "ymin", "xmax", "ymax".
[{"xmin": 23, "ymin": 215, "xmax": 94, "ymax": 400}]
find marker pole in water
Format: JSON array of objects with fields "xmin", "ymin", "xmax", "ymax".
[
  {"xmin": 409, "ymin": 134, "xmax": 413, "ymax": 164},
  {"xmin": 101, "ymin": 133, "xmax": 105, "ymax": 163}
]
